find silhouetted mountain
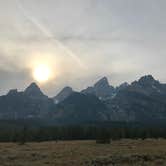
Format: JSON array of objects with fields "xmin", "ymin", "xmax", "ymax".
[
  {"xmin": 7, "ymin": 89, "xmax": 18, "ymax": 96},
  {"xmin": 82, "ymin": 77, "xmax": 115, "ymax": 100},
  {"xmin": 116, "ymin": 82, "xmax": 129, "ymax": 92},
  {"xmin": 50, "ymin": 92, "xmax": 109, "ymax": 123},
  {"xmin": 105, "ymin": 75, "xmax": 166, "ymax": 122},
  {"xmin": 0, "ymin": 83, "xmax": 54, "ymax": 119},
  {"xmin": 129, "ymin": 75, "xmax": 166, "ymax": 95},
  {"xmin": 24, "ymin": 82, "xmax": 48, "ymax": 99},
  {"xmin": 0, "ymin": 75, "xmax": 166, "ymax": 124},
  {"xmin": 53, "ymin": 86, "xmax": 74, "ymax": 104}
]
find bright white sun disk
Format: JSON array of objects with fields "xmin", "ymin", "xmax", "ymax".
[{"xmin": 33, "ymin": 65, "xmax": 51, "ymax": 83}]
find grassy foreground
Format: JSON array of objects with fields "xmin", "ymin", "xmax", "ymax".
[{"xmin": 0, "ymin": 139, "xmax": 166, "ymax": 166}]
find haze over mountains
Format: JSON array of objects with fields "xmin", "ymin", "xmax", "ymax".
[{"xmin": 1, "ymin": 75, "xmax": 166, "ymax": 124}]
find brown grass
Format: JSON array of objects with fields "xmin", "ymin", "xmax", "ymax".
[{"xmin": 0, "ymin": 139, "xmax": 166, "ymax": 165}]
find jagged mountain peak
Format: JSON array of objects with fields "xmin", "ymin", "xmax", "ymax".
[
  {"xmin": 61, "ymin": 86, "xmax": 73, "ymax": 92},
  {"xmin": 24, "ymin": 82, "xmax": 47, "ymax": 99},
  {"xmin": 7, "ymin": 89, "xmax": 18, "ymax": 96},
  {"xmin": 139, "ymin": 75, "xmax": 156, "ymax": 83},
  {"xmin": 120, "ymin": 82, "xmax": 129, "ymax": 87},
  {"xmin": 26, "ymin": 82, "xmax": 40, "ymax": 89},
  {"xmin": 25, "ymin": 82, "xmax": 41, "ymax": 93},
  {"xmin": 57, "ymin": 86, "xmax": 73, "ymax": 97},
  {"xmin": 132, "ymin": 75, "xmax": 159, "ymax": 87},
  {"xmin": 94, "ymin": 77, "xmax": 109, "ymax": 88},
  {"xmin": 117, "ymin": 82, "xmax": 129, "ymax": 91},
  {"xmin": 82, "ymin": 76, "xmax": 115, "ymax": 100},
  {"xmin": 54, "ymin": 86, "xmax": 74, "ymax": 103}
]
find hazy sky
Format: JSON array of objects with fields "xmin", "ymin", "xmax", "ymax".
[{"xmin": 0, "ymin": 0, "xmax": 166, "ymax": 96}]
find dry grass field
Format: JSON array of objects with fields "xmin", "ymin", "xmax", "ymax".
[{"xmin": 0, "ymin": 139, "xmax": 166, "ymax": 166}]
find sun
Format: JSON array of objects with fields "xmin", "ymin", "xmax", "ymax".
[{"xmin": 33, "ymin": 64, "xmax": 51, "ymax": 83}]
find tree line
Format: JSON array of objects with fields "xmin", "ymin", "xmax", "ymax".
[{"xmin": 1, "ymin": 125, "xmax": 166, "ymax": 143}]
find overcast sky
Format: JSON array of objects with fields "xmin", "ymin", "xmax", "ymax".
[{"xmin": 0, "ymin": 0, "xmax": 166, "ymax": 96}]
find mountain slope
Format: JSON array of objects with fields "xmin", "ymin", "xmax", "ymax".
[
  {"xmin": 105, "ymin": 75, "xmax": 166, "ymax": 122},
  {"xmin": 24, "ymin": 82, "xmax": 48, "ymax": 99},
  {"xmin": 81, "ymin": 77, "xmax": 115, "ymax": 100},
  {"xmin": 0, "ymin": 83, "xmax": 55, "ymax": 119},
  {"xmin": 50, "ymin": 92, "xmax": 110, "ymax": 123},
  {"xmin": 53, "ymin": 86, "xmax": 74, "ymax": 104}
]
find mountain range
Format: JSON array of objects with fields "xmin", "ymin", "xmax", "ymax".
[{"xmin": 1, "ymin": 75, "xmax": 166, "ymax": 124}]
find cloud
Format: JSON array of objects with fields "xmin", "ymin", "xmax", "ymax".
[{"xmin": 0, "ymin": 0, "xmax": 166, "ymax": 95}]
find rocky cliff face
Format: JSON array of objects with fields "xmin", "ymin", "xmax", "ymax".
[
  {"xmin": 82, "ymin": 77, "xmax": 115, "ymax": 100},
  {"xmin": 105, "ymin": 75, "xmax": 166, "ymax": 122}
]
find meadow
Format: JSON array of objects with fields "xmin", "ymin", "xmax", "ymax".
[{"xmin": 0, "ymin": 139, "xmax": 166, "ymax": 166}]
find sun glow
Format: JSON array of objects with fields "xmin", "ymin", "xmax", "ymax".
[
  {"xmin": 33, "ymin": 64, "xmax": 51, "ymax": 83},
  {"xmin": 28, "ymin": 53, "xmax": 60, "ymax": 84}
]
